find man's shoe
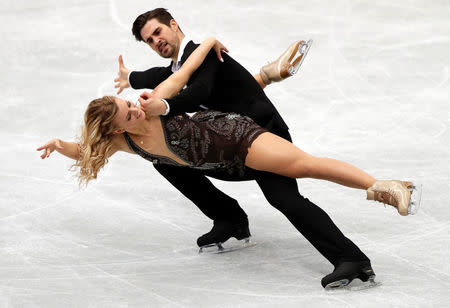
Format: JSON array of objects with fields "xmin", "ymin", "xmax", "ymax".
[
  {"xmin": 197, "ymin": 219, "xmax": 251, "ymax": 249},
  {"xmin": 260, "ymin": 39, "xmax": 313, "ymax": 85},
  {"xmin": 321, "ymin": 261, "xmax": 378, "ymax": 290}
]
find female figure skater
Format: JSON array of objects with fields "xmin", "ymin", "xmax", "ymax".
[{"xmin": 38, "ymin": 37, "xmax": 420, "ymax": 217}]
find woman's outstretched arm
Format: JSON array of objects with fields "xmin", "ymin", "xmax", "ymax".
[
  {"xmin": 37, "ymin": 138, "xmax": 120, "ymax": 161},
  {"xmin": 151, "ymin": 37, "xmax": 228, "ymax": 99},
  {"xmin": 37, "ymin": 139, "xmax": 80, "ymax": 160}
]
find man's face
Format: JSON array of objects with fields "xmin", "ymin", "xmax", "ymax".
[{"xmin": 140, "ymin": 18, "xmax": 180, "ymax": 59}]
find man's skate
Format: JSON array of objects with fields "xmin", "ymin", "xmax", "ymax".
[
  {"xmin": 197, "ymin": 220, "xmax": 255, "ymax": 254},
  {"xmin": 322, "ymin": 261, "xmax": 381, "ymax": 291},
  {"xmin": 367, "ymin": 180, "xmax": 422, "ymax": 216},
  {"xmin": 260, "ymin": 39, "xmax": 313, "ymax": 85}
]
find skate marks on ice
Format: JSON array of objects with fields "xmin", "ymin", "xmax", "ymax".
[{"xmin": 198, "ymin": 237, "xmax": 256, "ymax": 254}]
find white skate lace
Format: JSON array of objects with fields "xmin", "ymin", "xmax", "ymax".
[{"xmin": 374, "ymin": 190, "xmax": 399, "ymax": 209}]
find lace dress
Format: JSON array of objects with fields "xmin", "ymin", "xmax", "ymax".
[{"xmin": 123, "ymin": 111, "xmax": 267, "ymax": 176}]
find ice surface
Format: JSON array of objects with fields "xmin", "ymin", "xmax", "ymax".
[{"xmin": 1, "ymin": 0, "xmax": 450, "ymax": 307}]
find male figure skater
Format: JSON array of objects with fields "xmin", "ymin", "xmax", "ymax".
[{"xmin": 114, "ymin": 8, "xmax": 376, "ymax": 289}]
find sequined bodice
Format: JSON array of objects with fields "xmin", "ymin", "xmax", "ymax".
[{"xmin": 123, "ymin": 110, "xmax": 266, "ymax": 176}]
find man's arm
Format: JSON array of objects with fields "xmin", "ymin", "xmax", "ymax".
[
  {"xmin": 114, "ymin": 55, "xmax": 172, "ymax": 94},
  {"xmin": 129, "ymin": 66, "xmax": 173, "ymax": 90}
]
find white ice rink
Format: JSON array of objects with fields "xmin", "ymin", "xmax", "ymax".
[{"xmin": 2, "ymin": 0, "xmax": 450, "ymax": 307}]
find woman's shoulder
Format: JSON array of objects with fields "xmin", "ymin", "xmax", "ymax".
[{"xmin": 111, "ymin": 133, "xmax": 133, "ymax": 154}]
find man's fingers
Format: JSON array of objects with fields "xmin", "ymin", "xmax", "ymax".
[
  {"xmin": 118, "ymin": 55, "xmax": 124, "ymax": 68},
  {"xmin": 114, "ymin": 77, "xmax": 119, "ymax": 82},
  {"xmin": 140, "ymin": 91, "xmax": 150, "ymax": 97},
  {"xmin": 138, "ymin": 97, "xmax": 148, "ymax": 105},
  {"xmin": 114, "ymin": 84, "xmax": 119, "ymax": 88},
  {"xmin": 117, "ymin": 88, "xmax": 123, "ymax": 95}
]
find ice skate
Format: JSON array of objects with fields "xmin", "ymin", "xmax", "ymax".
[
  {"xmin": 322, "ymin": 261, "xmax": 381, "ymax": 291},
  {"xmin": 260, "ymin": 39, "xmax": 313, "ymax": 85},
  {"xmin": 197, "ymin": 220, "xmax": 253, "ymax": 254},
  {"xmin": 367, "ymin": 180, "xmax": 422, "ymax": 216},
  {"xmin": 198, "ymin": 237, "xmax": 255, "ymax": 254}
]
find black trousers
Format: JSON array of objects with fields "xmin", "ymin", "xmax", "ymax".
[{"xmin": 153, "ymin": 163, "xmax": 369, "ymax": 266}]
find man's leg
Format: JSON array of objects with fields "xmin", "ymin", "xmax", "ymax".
[
  {"xmin": 153, "ymin": 164, "xmax": 250, "ymax": 246},
  {"xmin": 253, "ymin": 170, "xmax": 371, "ymax": 274}
]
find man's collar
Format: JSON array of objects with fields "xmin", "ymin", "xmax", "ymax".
[
  {"xmin": 177, "ymin": 36, "xmax": 190, "ymax": 63},
  {"xmin": 171, "ymin": 36, "xmax": 191, "ymax": 72}
]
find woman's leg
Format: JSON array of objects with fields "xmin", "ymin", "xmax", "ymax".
[
  {"xmin": 253, "ymin": 74, "xmax": 267, "ymax": 89},
  {"xmin": 245, "ymin": 132, "xmax": 376, "ymax": 189}
]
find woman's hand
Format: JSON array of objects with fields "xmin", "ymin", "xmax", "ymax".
[
  {"xmin": 212, "ymin": 39, "xmax": 229, "ymax": 62},
  {"xmin": 37, "ymin": 139, "xmax": 63, "ymax": 159}
]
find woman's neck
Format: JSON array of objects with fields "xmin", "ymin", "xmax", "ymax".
[{"xmin": 126, "ymin": 116, "xmax": 160, "ymax": 136}]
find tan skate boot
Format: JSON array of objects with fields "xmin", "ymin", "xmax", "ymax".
[
  {"xmin": 367, "ymin": 180, "xmax": 416, "ymax": 216},
  {"xmin": 260, "ymin": 39, "xmax": 313, "ymax": 85}
]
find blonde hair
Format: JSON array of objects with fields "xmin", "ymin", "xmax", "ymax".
[{"xmin": 73, "ymin": 96, "xmax": 118, "ymax": 187}]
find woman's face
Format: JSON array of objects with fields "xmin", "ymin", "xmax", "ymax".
[{"xmin": 113, "ymin": 97, "xmax": 145, "ymax": 132}]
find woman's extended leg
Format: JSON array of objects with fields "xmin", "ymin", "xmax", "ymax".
[
  {"xmin": 245, "ymin": 132, "xmax": 419, "ymax": 216},
  {"xmin": 245, "ymin": 132, "xmax": 376, "ymax": 189},
  {"xmin": 152, "ymin": 39, "xmax": 310, "ymax": 97}
]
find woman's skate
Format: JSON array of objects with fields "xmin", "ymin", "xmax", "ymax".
[
  {"xmin": 367, "ymin": 180, "xmax": 422, "ymax": 216},
  {"xmin": 260, "ymin": 39, "xmax": 313, "ymax": 85}
]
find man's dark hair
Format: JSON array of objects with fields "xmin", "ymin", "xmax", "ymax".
[{"xmin": 132, "ymin": 8, "xmax": 182, "ymax": 42}]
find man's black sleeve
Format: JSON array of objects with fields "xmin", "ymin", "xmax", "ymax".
[
  {"xmin": 165, "ymin": 51, "xmax": 220, "ymax": 115},
  {"xmin": 129, "ymin": 66, "xmax": 173, "ymax": 90}
]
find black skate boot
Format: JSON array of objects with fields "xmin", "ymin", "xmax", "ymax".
[
  {"xmin": 197, "ymin": 219, "xmax": 252, "ymax": 253},
  {"xmin": 321, "ymin": 261, "xmax": 380, "ymax": 290}
]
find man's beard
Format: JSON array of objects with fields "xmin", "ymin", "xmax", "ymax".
[{"xmin": 159, "ymin": 43, "xmax": 176, "ymax": 59}]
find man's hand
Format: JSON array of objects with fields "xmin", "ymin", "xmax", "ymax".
[
  {"xmin": 138, "ymin": 91, "xmax": 168, "ymax": 117},
  {"xmin": 114, "ymin": 55, "xmax": 131, "ymax": 94}
]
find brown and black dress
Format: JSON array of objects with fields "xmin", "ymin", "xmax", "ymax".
[{"xmin": 123, "ymin": 111, "xmax": 267, "ymax": 177}]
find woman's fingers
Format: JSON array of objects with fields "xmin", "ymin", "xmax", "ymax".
[
  {"xmin": 216, "ymin": 50, "xmax": 224, "ymax": 62},
  {"xmin": 40, "ymin": 148, "xmax": 50, "ymax": 159},
  {"xmin": 37, "ymin": 140, "xmax": 60, "ymax": 159}
]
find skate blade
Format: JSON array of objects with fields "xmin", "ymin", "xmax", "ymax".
[
  {"xmin": 408, "ymin": 183, "xmax": 422, "ymax": 215},
  {"xmin": 288, "ymin": 39, "xmax": 313, "ymax": 75},
  {"xmin": 325, "ymin": 276, "xmax": 381, "ymax": 291},
  {"xmin": 347, "ymin": 276, "xmax": 382, "ymax": 291},
  {"xmin": 198, "ymin": 237, "xmax": 255, "ymax": 254},
  {"xmin": 324, "ymin": 279, "xmax": 350, "ymax": 290}
]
